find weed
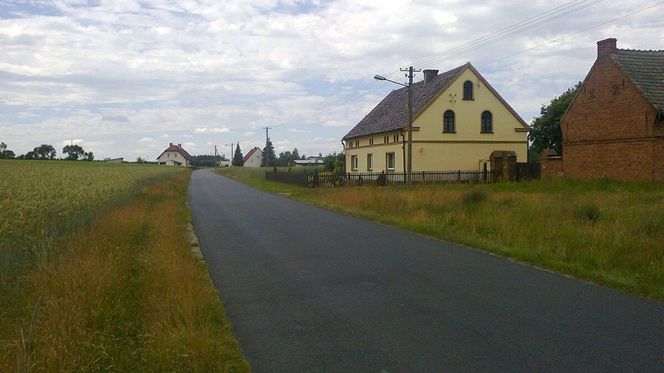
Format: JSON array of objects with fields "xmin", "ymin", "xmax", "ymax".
[
  {"xmin": 574, "ymin": 203, "xmax": 601, "ymax": 223},
  {"xmin": 462, "ymin": 189, "xmax": 488, "ymax": 205}
]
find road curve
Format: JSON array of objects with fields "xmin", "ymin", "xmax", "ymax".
[{"xmin": 188, "ymin": 169, "xmax": 663, "ymax": 372}]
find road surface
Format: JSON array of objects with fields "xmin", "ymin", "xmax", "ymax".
[{"xmin": 188, "ymin": 169, "xmax": 663, "ymax": 372}]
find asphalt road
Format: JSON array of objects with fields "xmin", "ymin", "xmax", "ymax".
[{"xmin": 188, "ymin": 169, "xmax": 663, "ymax": 372}]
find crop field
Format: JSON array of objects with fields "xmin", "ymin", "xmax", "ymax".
[
  {"xmin": 0, "ymin": 160, "xmax": 180, "ymax": 280},
  {"xmin": 0, "ymin": 161, "xmax": 247, "ymax": 371}
]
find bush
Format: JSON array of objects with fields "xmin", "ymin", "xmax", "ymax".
[
  {"xmin": 575, "ymin": 203, "xmax": 600, "ymax": 223},
  {"xmin": 462, "ymin": 189, "xmax": 488, "ymax": 205}
]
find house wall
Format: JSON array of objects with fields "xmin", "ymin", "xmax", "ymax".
[
  {"xmin": 561, "ymin": 55, "xmax": 661, "ymax": 181},
  {"xmin": 244, "ymin": 150, "xmax": 263, "ymax": 168},
  {"xmin": 157, "ymin": 151, "xmax": 189, "ymax": 166},
  {"xmin": 346, "ymin": 139, "xmax": 403, "ymax": 172},
  {"xmin": 345, "ymin": 67, "xmax": 528, "ymax": 172}
]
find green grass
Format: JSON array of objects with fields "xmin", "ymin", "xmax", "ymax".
[
  {"xmin": 219, "ymin": 168, "xmax": 664, "ymax": 301},
  {"xmin": 216, "ymin": 166, "xmax": 318, "ymax": 193}
]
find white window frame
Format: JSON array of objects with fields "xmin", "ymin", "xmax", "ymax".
[{"xmin": 386, "ymin": 152, "xmax": 395, "ymax": 171}]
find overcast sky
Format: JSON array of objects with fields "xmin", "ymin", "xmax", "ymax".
[{"xmin": 1, "ymin": 0, "xmax": 662, "ymax": 160}]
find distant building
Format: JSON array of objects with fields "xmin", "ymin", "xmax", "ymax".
[
  {"xmin": 157, "ymin": 143, "xmax": 192, "ymax": 167},
  {"xmin": 343, "ymin": 62, "xmax": 529, "ymax": 173},
  {"xmin": 243, "ymin": 147, "xmax": 263, "ymax": 167},
  {"xmin": 103, "ymin": 157, "xmax": 123, "ymax": 163},
  {"xmin": 293, "ymin": 157, "xmax": 324, "ymax": 166},
  {"xmin": 560, "ymin": 38, "xmax": 664, "ymax": 182},
  {"xmin": 217, "ymin": 159, "xmax": 231, "ymax": 167}
]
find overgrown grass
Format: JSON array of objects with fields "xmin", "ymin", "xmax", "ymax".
[
  {"xmin": 1, "ymin": 170, "xmax": 248, "ymax": 371},
  {"xmin": 220, "ymin": 168, "xmax": 664, "ymax": 300}
]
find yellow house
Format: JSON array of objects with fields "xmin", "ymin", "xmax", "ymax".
[{"xmin": 343, "ymin": 63, "xmax": 529, "ymax": 173}]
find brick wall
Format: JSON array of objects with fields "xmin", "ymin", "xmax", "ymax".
[
  {"xmin": 564, "ymin": 140, "xmax": 656, "ymax": 182},
  {"xmin": 540, "ymin": 150, "xmax": 563, "ymax": 179},
  {"xmin": 561, "ymin": 40, "xmax": 662, "ymax": 182}
]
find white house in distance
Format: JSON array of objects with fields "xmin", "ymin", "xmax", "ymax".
[
  {"xmin": 157, "ymin": 143, "xmax": 192, "ymax": 167},
  {"xmin": 243, "ymin": 147, "xmax": 263, "ymax": 167}
]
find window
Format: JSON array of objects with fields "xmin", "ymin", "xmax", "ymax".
[
  {"xmin": 384, "ymin": 135, "xmax": 389, "ymax": 144},
  {"xmin": 481, "ymin": 111, "xmax": 493, "ymax": 133},
  {"xmin": 463, "ymin": 80, "xmax": 474, "ymax": 100},
  {"xmin": 393, "ymin": 134, "xmax": 399, "ymax": 142},
  {"xmin": 369, "ymin": 138, "xmax": 374, "ymax": 146},
  {"xmin": 443, "ymin": 110, "xmax": 455, "ymax": 133},
  {"xmin": 386, "ymin": 152, "xmax": 395, "ymax": 171},
  {"xmin": 351, "ymin": 155, "xmax": 358, "ymax": 170},
  {"xmin": 354, "ymin": 140, "xmax": 360, "ymax": 148},
  {"xmin": 367, "ymin": 154, "xmax": 373, "ymax": 171}
]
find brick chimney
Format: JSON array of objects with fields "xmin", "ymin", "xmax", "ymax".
[
  {"xmin": 169, "ymin": 142, "xmax": 173, "ymax": 146},
  {"xmin": 177, "ymin": 143, "xmax": 181, "ymax": 148},
  {"xmin": 597, "ymin": 38, "xmax": 617, "ymax": 59}
]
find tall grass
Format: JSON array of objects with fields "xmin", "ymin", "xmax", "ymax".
[
  {"xmin": 1, "ymin": 170, "xmax": 248, "ymax": 371},
  {"xmin": 294, "ymin": 181, "xmax": 664, "ymax": 300}
]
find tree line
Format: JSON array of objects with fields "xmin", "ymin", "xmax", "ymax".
[{"xmin": 0, "ymin": 142, "xmax": 94, "ymax": 161}]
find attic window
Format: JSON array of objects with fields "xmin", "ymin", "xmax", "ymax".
[{"xmin": 463, "ymin": 80, "xmax": 474, "ymax": 100}]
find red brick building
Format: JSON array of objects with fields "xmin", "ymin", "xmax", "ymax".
[{"xmin": 561, "ymin": 38, "xmax": 664, "ymax": 182}]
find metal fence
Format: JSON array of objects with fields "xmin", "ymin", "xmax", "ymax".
[{"xmin": 304, "ymin": 170, "xmax": 494, "ymax": 187}]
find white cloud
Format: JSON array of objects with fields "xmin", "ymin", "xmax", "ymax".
[{"xmin": 0, "ymin": 0, "xmax": 662, "ymax": 159}]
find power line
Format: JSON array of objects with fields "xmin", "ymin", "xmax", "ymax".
[
  {"xmin": 478, "ymin": 1, "xmax": 664, "ymax": 68},
  {"xmin": 292, "ymin": 0, "xmax": 610, "ymax": 126}
]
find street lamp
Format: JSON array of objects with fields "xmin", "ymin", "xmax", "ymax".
[{"xmin": 374, "ymin": 67, "xmax": 418, "ymax": 184}]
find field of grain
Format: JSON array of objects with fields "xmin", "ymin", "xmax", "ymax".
[
  {"xmin": 0, "ymin": 162, "xmax": 248, "ymax": 371},
  {"xmin": 0, "ymin": 160, "xmax": 180, "ymax": 281}
]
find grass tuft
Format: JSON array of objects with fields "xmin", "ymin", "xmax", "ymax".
[
  {"xmin": 574, "ymin": 203, "xmax": 601, "ymax": 223},
  {"xmin": 461, "ymin": 189, "xmax": 488, "ymax": 205}
]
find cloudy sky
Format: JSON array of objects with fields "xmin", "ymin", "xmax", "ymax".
[{"xmin": 1, "ymin": 0, "xmax": 662, "ymax": 160}]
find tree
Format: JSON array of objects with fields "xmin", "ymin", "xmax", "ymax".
[
  {"xmin": 136, "ymin": 157, "xmax": 146, "ymax": 163},
  {"xmin": 261, "ymin": 138, "xmax": 276, "ymax": 167},
  {"xmin": 529, "ymin": 83, "xmax": 581, "ymax": 155},
  {"xmin": 233, "ymin": 142, "xmax": 244, "ymax": 166},
  {"xmin": 82, "ymin": 151, "xmax": 94, "ymax": 161},
  {"xmin": 0, "ymin": 142, "xmax": 15, "ymax": 159},
  {"xmin": 322, "ymin": 152, "xmax": 345, "ymax": 172},
  {"xmin": 62, "ymin": 144, "xmax": 84, "ymax": 160},
  {"xmin": 32, "ymin": 144, "xmax": 56, "ymax": 160}
]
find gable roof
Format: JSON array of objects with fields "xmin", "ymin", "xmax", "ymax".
[
  {"xmin": 157, "ymin": 143, "xmax": 192, "ymax": 161},
  {"xmin": 343, "ymin": 62, "xmax": 529, "ymax": 140},
  {"xmin": 611, "ymin": 49, "xmax": 664, "ymax": 111},
  {"xmin": 243, "ymin": 147, "xmax": 262, "ymax": 162}
]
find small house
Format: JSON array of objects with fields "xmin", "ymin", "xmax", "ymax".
[{"xmin": 157, "ymin": 143, "xmax": 192, "ymax": 167}]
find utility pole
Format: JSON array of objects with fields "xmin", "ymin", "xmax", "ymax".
[
  {"xmin": 225, "ymin": 143, "xmax": 234, "ymax": 166},
  {"xmin": 214, "ymin": 145, "xmax": 220, "ymax": 167},
  {"xmin": 400, "ymin": 66, "xmax": 420, "ymax": 184},
  {"xmin": 263, "ymin": 126, "xmax": 272, "ymax": 166}
]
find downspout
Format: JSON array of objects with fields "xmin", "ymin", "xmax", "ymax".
[
  {"xmin": 341, "ymin": 140, "xmax": 346, "ymax": 173},
  {"xmin": 401, "ymin": 130, "xmax": 406, "ymax": 174}
]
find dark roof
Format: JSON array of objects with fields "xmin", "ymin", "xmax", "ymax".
[
  {"xmin": 343, "ymin": 63, "xmax": 529, "ymax": 140},
  {"xmin": 157, "ymin": 143, "xmax": 192, "ymax": 161},
  {"xmin": 243, "ymin": 147, "xmax": 261, "ymax": 162},
  {"xmin": 344, "ymin": 64, "xmax": 465, "ymax": 140},
  {"xmin": 612, "ymin": 49, "xmax": 664, "ymax": 110}
]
